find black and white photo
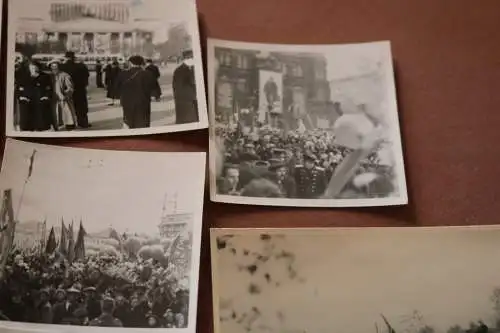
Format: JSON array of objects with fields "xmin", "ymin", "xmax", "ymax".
[
  {"xmin": 0, "ymin": 139, "xmax": 206, "ymax": 331},
  {"xmin": 207, "ymin": 39, "xmax": 407, "ymax": 207},
  {"xmin": 6, "ymin": 0, "xmax": 208, "ymax": 138},
  {"xmin": 211, "ymin": 227, "xmax": 500, "ymax": 333}
]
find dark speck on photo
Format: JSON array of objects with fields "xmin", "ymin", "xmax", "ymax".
[
  {"xmin": 247, "ymin": 264, "xmax": 258, "ymax": 274},
  {"xmin": 249, "ymin": 283, "xmax": 261, "ymax": 294},
  {"xmin": 260, "ymin": 234, "xmax": 271, "ymax": 241},
  {"xmin": 216, "ymin": 238, "xmax": 227, "ymax": 250}
]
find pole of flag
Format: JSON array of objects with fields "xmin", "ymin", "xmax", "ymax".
[
  {"xmin": 14, "ymin": 149, "xmax": 37, "ymax": 223},
  {"xmin": 0, "ymin": 190, "xmax": 16, "ymax": 283}
]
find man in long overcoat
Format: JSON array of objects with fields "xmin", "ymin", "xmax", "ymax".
[
  {"xmin": 115, "ymin": 55, "xmax": 156, "ymax": 129},
  {"xmin": 145, "ymin": 59, "xmax": 162, "ymax": 101},
  {"xmin": 172, "ymin": 50, "xmax": 199, "ymax": 124},
  {"xmin": 61, "ymin": 51, "xmax": 91, "ymax": 128},
  {"xmin": 16, "ymin": 61, "xmax": 54, "ymax": 131}
]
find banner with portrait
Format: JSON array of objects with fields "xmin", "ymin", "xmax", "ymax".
[{"xmin": 258, "ymin": 70, "xmax": 283, "ymax": 115}]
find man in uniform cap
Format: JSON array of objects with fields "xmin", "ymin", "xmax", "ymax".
[
  {"xmin": 239, "ymin": 143, "xmax": 260, "ymax": 162},
  {"xmin": 84, "ymin": 286, "xmax": 101, "ymax": 320},
  {"xmin": 173, "ymin": 49, "xmax": 199, "ymax": 124},
  {"xmin": 294, "ymin": 152, "xmax": 327, "ymax": 199},
  {"xmin": 115, "ymin": 55, "xmax": 156, "ymax": 129},
  {"xmin": 267, "ymin": 158, "xmax": 296, "ymax": 198},
  {"xmin": 53, "ymin": 286, "xmax": 80, "ymax": 324},
  {"xmin": 89, "ymin": 298, "xmax": 123, "ymax": 327},
  {"xmin": 61, "ymin": 51, "xmax": 91, "ymax": 128}
]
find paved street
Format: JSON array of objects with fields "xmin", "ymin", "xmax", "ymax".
[{"xmin": 86, "ymin": 66, "xmax": 177, "ymax": 130}]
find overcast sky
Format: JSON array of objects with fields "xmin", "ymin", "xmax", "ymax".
[
  {"xmin": 324, "ymin": 41, "xmax": 388, "ymax": 81},
  {"xmin": 0, "ymin": 139, "xmax": 205, "ymax": 236},
  {"xmin": 214, "ymin": 227, "xmax": 500, "ymax": 333}
]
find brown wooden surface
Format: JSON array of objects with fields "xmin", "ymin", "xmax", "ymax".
[{"xmin": 3, "ymin": 0, "xmax": 500, "ymax": 332}]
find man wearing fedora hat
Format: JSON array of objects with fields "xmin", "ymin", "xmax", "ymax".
[
  {"xmin": 173, "ymin": 49, "xmax": 199, "ymax": 125},
  {"xmin": 53, "ymin": 286, "xmax": 81, "ymax": 324},
  {"xmin": 294, "ymin": 152, "xmax": 328, "ymax": 199},
  {"xmin": 115, "ymin": 55, "xmax": 156, "ymax": 129},
  {"xmin": 61, "ymin": 51, "xmax": 91, "ymax": 129}
]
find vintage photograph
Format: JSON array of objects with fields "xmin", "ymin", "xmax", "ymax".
[
  {"xmin": 207, "ymin": 39, "xmax": 407, "ymax": 207},
  {"xmin": 0, "ymin": 139, "xmax": 206, "ymax": 330},
  {"xmin": 211, "ymin": 227, "xmax": 500, "ymax": 333},
  {"xmin": 5, "ymin": 0, "xmax": 208, "ymax": 138}
]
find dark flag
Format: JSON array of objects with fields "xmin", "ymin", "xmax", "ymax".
[
  {"xmin": 45, "ymin": 227, "xmax": 57, "ymax": 254},
  {"xmin": 27, "ymin": 149, "xmax": 37, "ymax": 181},
  {"xmin": 67, "ymin": 222, "xmax": 75, "ymax": 262},
  {"xmin": 381, "ymin": 314, "xmax": 396, "ymax": 333},
  {"xmin": 39, "ymin": 219, "xmax": 47, "ymax": 255},
  {"xmin": 58, "ymin": 218, "xmax": 68, "ymax": 255},
  {"xmin": 109, "ymin": 227, "xmax": 121, "ymax": 242},
  {"xmin": 74, "ymin": 221, "xmax": 86, "ymax": 261}
]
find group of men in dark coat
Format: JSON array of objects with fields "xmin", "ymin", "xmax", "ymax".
[
  {"xmin": 98, "ymin": 50, "xmax": 198, "ymax": 129},
  {"xmin": 15, "ymin": 49, "xmax": 200, "ymax": 132},
  {"xmin": 14, "ymin": 51, "xmax": 91, "ymax": 131}
]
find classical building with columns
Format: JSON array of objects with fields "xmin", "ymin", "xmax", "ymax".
[{"xmin": 15, "ymin": 0, "xmax": 160, "ymax": 56}]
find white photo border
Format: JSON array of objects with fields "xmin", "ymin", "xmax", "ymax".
[
  {"xmin": 4, "ymin": 0, "xmax": 208, "ymax": 138},
  {"xmin": 207, "ymin": 38, "xmax": 408, "ymax": 208}
]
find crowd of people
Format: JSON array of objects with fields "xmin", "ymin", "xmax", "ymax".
[
  {"xmin": 14, "ymin": 48, "xmax": 199, "ymax": 132},
  {"xmin": 0, "ymin": 248, "xmax": 190, "ymax": 328},
  {"xmin": 215, "ymin": 125, "xmax": 396, "ymax": 199}
]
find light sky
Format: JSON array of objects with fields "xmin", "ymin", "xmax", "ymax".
[
  {"xmin": 0, "ymin": 139, "xmax": 205, "ymax": 236},
  {"xmin": 214, "ymin": 227, "xmax": 500, "ymax": 333},
  {"xmin": 324, "ymin": 42, "xmax": 388, "ymax": 81},
  {"xmin": 14, "ymin": 0, "xmax": 195, "ymax": 43}
]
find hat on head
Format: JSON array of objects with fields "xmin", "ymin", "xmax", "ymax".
[
  {"xmin": 83, "ymin": 286, "xmax": 96, "ymax": 292},
  {"xmin": 224, "ymin": 163, "xmax": 239, "ymax": 171},
  {"xmin": 244, "ymin": 143, "xmax": 255, "ymax": 148},
  {"xmin": 64, "ymin": 51, "xmax": 75, "ymax": 59},
  {"xmin": 47, "ymin": 59, "xmax": 61, "ymax": 67},
  {"xmin": 182, "ymin": 49, "xmax": 193, "ymax": 59},
  {"xmin": 39, "ymin": 288, "xmax": 50, "ymax": 295},
  {"xmin": 129, "ymin": 55, "xmax": 145, "ymax": 66},
  {"xmin": 304, "ymin": 152, "xmax": 317, "ymax": 162},
  {"xmin": 67, "ymin": 286, "xmax": 80, "ymax": 294},
  {"xmin": 272, "ymin": 148, "xmax": 286, "ymax": 155}
]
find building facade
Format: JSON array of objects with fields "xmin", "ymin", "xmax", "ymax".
[
  {"xmin": 15, "ymin": 0, "xmax": 156, "ymax": 56},
  {"xmin": 158, "ymin": 213, "xmax": 191, "ymax": 239},
  {"xmin": 214, "ymin": 47, "xmax": 339, "ymax": 129}
]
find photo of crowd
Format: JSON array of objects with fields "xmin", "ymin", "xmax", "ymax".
[
  {"xmin": 0, "ymin": 231, "xmax": 191, "ymax": 328},
  {"xmin": 208, "ymin": 39, "xmax": 407, "ymax": 206}
]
